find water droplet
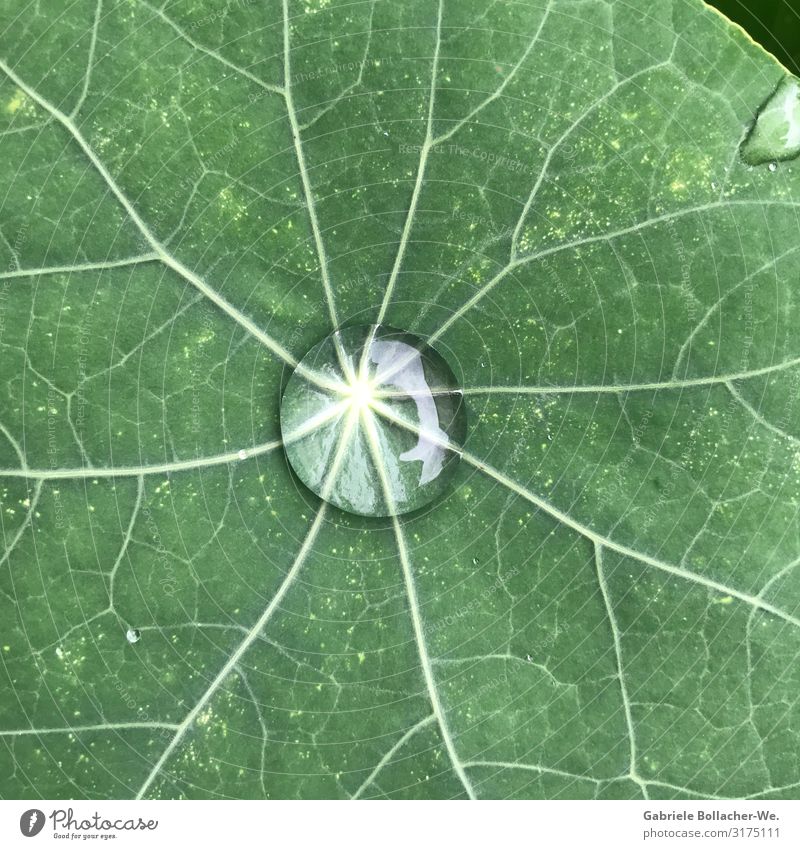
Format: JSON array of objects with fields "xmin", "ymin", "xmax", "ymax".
[
  {"xmin": 126, "ymin": 628, "xmax": 141, "ymax": 644},
  {"xmin": 740, "ymin": 75, "xmax": 800, "ymax": 166},
  {"xmin": 237, "ymin": 449, "xmax": 248, "ymax": 460},
  {"xmin": 769, "ymin": 161, "xmax": 778, "ymax": 172},
  {"xmin": 280, "ymin": 325, "xmax": 467, "ymax": 517}
]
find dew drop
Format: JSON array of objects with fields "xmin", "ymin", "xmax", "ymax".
[
  {"xmin": 769, "ymin": 161, "xmax": 778, "ymax": 172},
  {"xmin": 280, "ymin": 325, "xmax": 467, "ymax": 517},
  {"xmin": 126, "ymin": 628, "xmax": 141, "ymax": 644},
  {"xmin": 740, "ymin": 75, "xmax": 800, "ymax": 166}
]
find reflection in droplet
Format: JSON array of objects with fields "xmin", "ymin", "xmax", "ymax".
[
  {"xmin": 740, "ymin": 76, "xmax": 800, "ymax": 166},
  {"xmin": 126, "ymin": 628, "xmax": 141, "ymax": 644},
  {"xmin": 280, "ymin": 326, "xmax": 466, "ymax": 517}
]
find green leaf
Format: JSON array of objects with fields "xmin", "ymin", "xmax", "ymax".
[{"xmin": 1, "ymin": 0, "xmax": 799, "ymax": 801}]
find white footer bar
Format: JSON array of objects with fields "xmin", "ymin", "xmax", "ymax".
[{"xmin": 1, "ymin": 799, "xmax": 797, "ymax": 848}]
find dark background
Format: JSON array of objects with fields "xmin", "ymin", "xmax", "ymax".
[{"xmin": 708, "ymin": 0, "xmax": 799, "ymax": 73}]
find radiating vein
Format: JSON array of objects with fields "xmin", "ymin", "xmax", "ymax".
[
  {"xmin": 0, "ymin": 439, "xmax": 283, "ymax": 480},
  {"xmin": 369, "ymin": 400, "xmax": 800, "ymax": 631},
  {"xmin": 593, "ymin": 544, "xmax": 645, "ymax": 796},
  {"xmin": 374, "ymin": 0, "xmax": 444, "ymax": 328},
  {"xmin": 281, "ymin": 0, "xmax": 351, "ymax": 379},
  {"xmin": 352, "ymin": 714, "xmax": 436, "ymax": 799},
  {"xmin": 452, "ymin": 357, "xmax": 800, "ymax": 395},
  {"xmin": 360, "ymin": 409, "xmax": 477, "ymax": 799},
  {"xmin": 0, "ymin": 254, "xmax": 160, "ymax": 281},
  {"xmin": 432, "ymin": 0, "xmax": 554, "ymax": 146},
  {"xmin": 140, "ymin": 0, "xmax": 284, "ymax": 96},
  {"xmin": 0, "ymin": 394, "xmax": 350, "ymax": 481},
  {"xmin": 135, "ymin": 412, "xmax": 358, "ymax": 799},
  {"xmin": 135, "ymin": 504, "xmax": 328, "ymax": 799},
  {"xmin": 426, "ymin": 198, "xmax": 800, "ymax": 348},
  {"xmin": 0, "ymin": 721, "xmax": 180, "ymax": 737},
  {"xmin": 0, "ymin": 59, "xmax": 310, "ymax": 377}
]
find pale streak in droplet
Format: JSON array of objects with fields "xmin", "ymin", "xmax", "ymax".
[{"xmin": 782, "ymin": 80, "xmax": 800, "ymax": 149}]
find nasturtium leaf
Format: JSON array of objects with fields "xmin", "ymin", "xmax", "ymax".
[{"xmin": 1, "ymin": 0, "xmax": 799, "ymax": 801}]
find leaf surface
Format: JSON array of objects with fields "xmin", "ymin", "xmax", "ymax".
[{"xmin": 1, "ymin": 0, "xmax": 799, "ymax": 800}]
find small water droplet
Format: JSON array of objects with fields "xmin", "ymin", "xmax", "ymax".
[
  {"xmin": 126, "ymin": 628, "xmax": 141, "ymax": 644},
  {"xmin": 237, "ymin": 449, "xmax": 248, "ymax": 460},
  {"xmin": 769, "ymin": 161, "xmax": 778, "ymax": 172},
  {"xmin": 280, "ymin": 325, "xmax": 467, "ymax": 517},
  {"xmin": 740, "ymin": 75, "xmax": 800, "ymax": 166}
]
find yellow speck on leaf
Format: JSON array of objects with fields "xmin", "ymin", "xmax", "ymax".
[{"xmin": 5, "ymin": 88, "xmax": 25, "ymax": 114}]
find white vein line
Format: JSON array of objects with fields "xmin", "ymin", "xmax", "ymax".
[
  {"xmin": 135, "ymin": 413, "xmax": 358, "ymax": 799},
  {"xmin": 464, "ymin": 453, "xmax": 800, "ymax": 631},
  {"xmin": 464, "ymin": 759, "xmax": 601, "ymax": 784},
  {"xmin": 0, "ymin": 439, "xmax": 283, "ymax": 480},
  {"xmin": 510, "ymin": 60, "xmax": 670, "ymax": 254},
  {"xmin": 373, "ymin": 0, "xmax": 444, "ymax": 328},
  {"xmin": 0, "ymin": 59, "xmax": 304, "ymax": 374},
  {"xmin": 0, "ymin": 395, "xmax": 350, "ymax": 481},
  {"xmin": 390, "ymin": 511, "xmax": 476, "ymax": 799},
  {"xmin": 109, "ymin": 476, "xmax": 144, "ymax": 613},
  {"xmin": 0, "ymin": 721, "xmax": 180, "ymax": 737},
  {"xmin": 0, "ymin": 422, "xmax": 27, "ymax": 469},
  {"xmin": 747, "ymin": 780, "xmax": 800, "ymax": 799},
  {"xmin": 369, "ymin": 400, "xmax": 800, "ymax": 631},
  {"xmin": 0, "ymin": 254, "xmax": 160, "ymax": 282},
  {"xmin": 672, "ymin": 245, "xmax": 800, "ymax": 377},
  {"xmin": 298, "ymin": 0, "xmax": 377, "ymax": 133},
  {"xmin": 726, "ymin": 381, "xmax": 800, "ymax": 448},
  {"xmin": 135, "ymin": 506, "xmax": 327, "ymax": 798},
  {"xmin": 0, "ymin": 481, "xmax": 42, "ymax": 568},
  {"xmin": 371, "ymin": 196, "xmax": 800, "ymax": 393},
  {"xmin": 139, "ymin": 0, "xmax": 284, "ymax": 96},
  {"xmin": 432, "ymin": 0, "xmax": 553, "ymax": 146},
  {"xmin": 427, "ymin": 198, "xmax": 800, "ymax": 348},
  {"xmin": 282, "ymin": 0, "xmax": 350, "ymax": 379},
  {"xmin": 452, "ymin": 357, "xmax": 800, "ymax": 395},
  {"xmin": 351, "ymin": 714, "xmax": 436, "ymax": 799},
  {"xmin": 70, "ymin": 0, "xmax": 102, "ymax": 118},
  {"xmin": 641, "ymin": 779, "xmax": 726, "ymax": 801},
  {"xmin": 360, "ymin": 409, "xmax": 476, "ymax": 799},
  {"xmin": 594, "ymin": 544, "xmax": 647, "ymax": 798}
]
